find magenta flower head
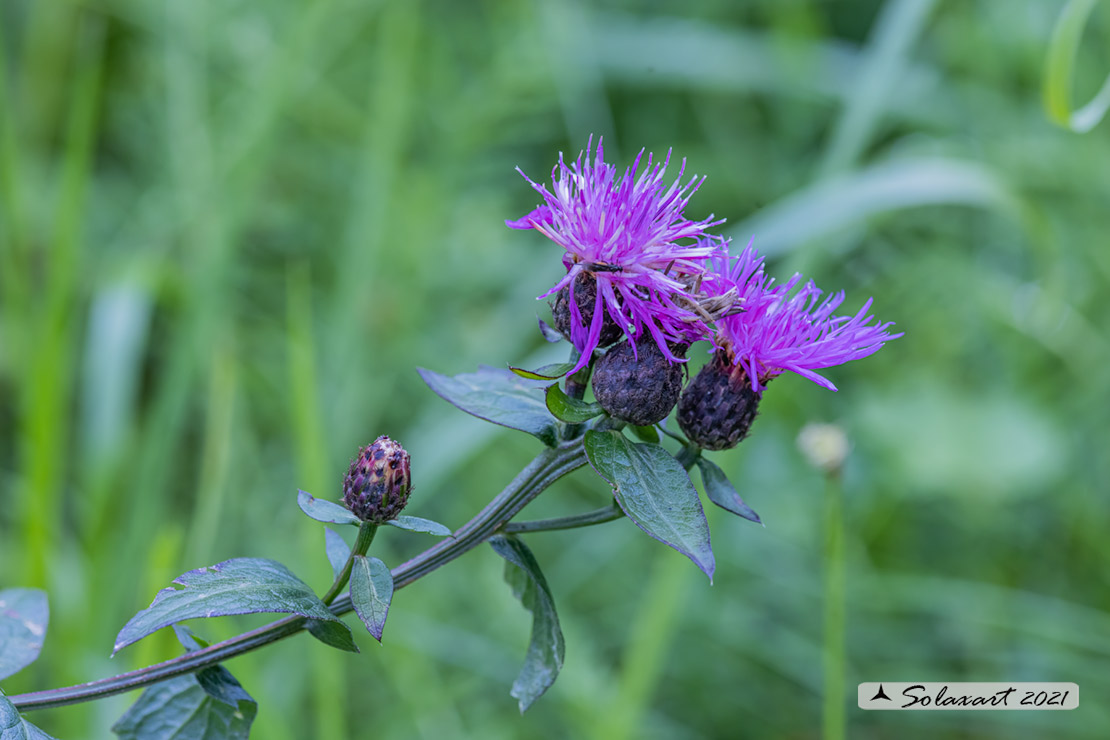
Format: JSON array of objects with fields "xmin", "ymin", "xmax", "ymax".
[
  {"xmin": 508, "ymin": 138, "xmax": 723, "ymax": 372},
  {"xmin": 678, "ymin": 241, "xmax": 902, "ymax": 450}
]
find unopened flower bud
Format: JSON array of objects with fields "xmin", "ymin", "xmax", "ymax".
[
  {"xmin": 551, "ymin": 272, "xmax": 624, "ymax": 348},
  {"xmin": 342, "ymin": 436, "xmax": 412, "ymax": 523},
  {"xmin": 797, "ymin": 423, "xmax": 850, "ymax": 474},
  {"xmin": 677, "ymin": 352, "xmax": 761, "ymax": 451},
  {"xmin": 591, "ymin": 338, "xmax": 685, "ymax": 426}
]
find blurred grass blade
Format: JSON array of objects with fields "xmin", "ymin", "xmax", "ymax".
[
  {"xmin": 818, "ymin": 0, "xmax": 938, "ymax": 175},
  {"xmin": 731, "ymin": 157, "xmax": 1018, "ymax": 256},
  {"xmin": 1043, "ymin": 0, "xmax": 1110, "ymax": 133}
]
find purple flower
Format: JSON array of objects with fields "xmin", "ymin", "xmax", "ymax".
[
  {"xmin": 705, "ymin": 242, "xmax": 902, "ymax": 393},
  {"xmin": 509, "ymin": 138, "xmax": 723, "ymax": 370}
]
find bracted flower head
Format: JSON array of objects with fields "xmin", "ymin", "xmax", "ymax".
[
  {"xmin": 508, "ymin": 138, "xmax": 723, "ymax": 371},
  {"xmin": 678, "ymin": 241, "xmax": 902, "ymax": 450},
  {"xmin": 705, "ymin": 243, "xmax": 902, "ymax": 393}
]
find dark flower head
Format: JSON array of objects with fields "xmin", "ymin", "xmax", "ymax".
[
  {"xmin": 343, "ymin": 436, "xmax": 412, "ymax": 523},
  {"xmin": 508, "ymin": 138, "xmax": 723, "ymax": 371},
  {"xmin": 703, "ymin": 241, "xmax": 903, "ymax": 393}
]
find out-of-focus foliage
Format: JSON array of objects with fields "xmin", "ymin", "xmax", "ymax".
[{"xmin": 1, "ymin": 0, "xmax": 1107, "ymax": 737}]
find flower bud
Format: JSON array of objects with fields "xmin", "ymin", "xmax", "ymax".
[
  {"xmin": 797, "ymin": 423, "xmax": 850, "ymax": 474},
  {"xmin": 342, "ymin": 436, "xmax": 412, "ymax": 523},
  {"xmin": 591, "ymin": 337, "xmax": 685, "ymax": 426},
  {"xmin": 551, "ymin": 272, "xmax": 624, "ymax": 348},
  {"xmin": 676, "ymin": 352, "xmax": 761, "ymax": 450}
]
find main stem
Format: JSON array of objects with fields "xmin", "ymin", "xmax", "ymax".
[
  {"xmin": 10, "ymin": 441, "xmax": 587, "ymax": 712},
  {"xmin": 822, "ymin": 472, "xmax": 846, "ymax": 740}
]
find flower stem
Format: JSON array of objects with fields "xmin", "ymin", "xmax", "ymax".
[
  {"xmin": 321, "ymin": 523, "xmax": 377, "ymax": 606},
  {"xmin": 674, "ymin": 442, "xmax": 701, "ymax": 470},
  {"xmin": 8, "ymin": 441, "xmax": 587, "ymax": 713},
  {"xmin": 500, "ymin": 502, "xmax": 625, "ymax": 533},
  {"xmin": 822, "ymin": 472, "xmax": 846, "ymax": 740}
]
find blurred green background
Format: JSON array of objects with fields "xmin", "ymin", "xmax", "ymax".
[{"xmin": 2, "ymin": 0, "xmax": 1108, "ymax": 737}]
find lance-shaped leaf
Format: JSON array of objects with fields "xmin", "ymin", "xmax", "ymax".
[
  {"xmin": 114, "ymin": 558, "xmax": 343, "ymax": 654},
  {"xmin": 489, "ymin": 535, "xmax": 565, "ymax": 713},
  {"xmin": 697, "ymin": 457, "xmax": 762, "ymax": 525},
  {"xmin": 349, "ymin": 555, "xmax": 393, "ymax": 642},
  {"xmin": 0, "ymin": 589, "xmax": 48, "ymax": 680},
  {"xmin": 584, "ymin": 430, "xmax": 716, "ymax": 582},
  {"xmin": 298, "ymin": 490, "xmax": 360, "ymax": 526},
  {"xmin": 111, "ymin": 669, "xmax": 256, "ymax": 740},
  {"xmin": 0, "ymin": 693, "xmax": 58, "ymax": 740},
  {"xmin": 630, "ymin": 424, "xmax": 660, "ymax": 443},
  {"xmin": 384, "ymin": 515, "xmax": 453, "ymax": 537},
  {"xmin": 417, "ymin": 366, "xmax": 559, "ymax": 446},
  {"xmin": 509, "ymin": 362, "xmax": 574, "ymax": 380},
  {"xmin": 324, "ymin": 528, "xmax": 352, "ymax": 581},
  {"xmin": 305, "ymin": 619, "xmax": 359, "ymax": 653},
  {"xmin": 544, "ymin": 384, "xmax": 604, "ymax": 423},
  {"xmin": 537, "ymin": 317, "xmax": 563, "ymax": 343}
]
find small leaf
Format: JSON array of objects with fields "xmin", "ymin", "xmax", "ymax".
[
  {"xmin": 418, "ymin": 366, "xmax": 559, "ymax": 446},
  {"xmin": 544, "ymin": 384, "xmax": 604, "ymax": 423},
  {"xmin": 630, "ymin": 424, "xmax": 660, "ymax": 444},
  {"xmin": 537, "ymin": 317, "xmax": 564, "ymax": 343},
  {"xmin": 172, "ymin": 624, "xmax": 209, "ymax": 652},
  {"xmin": 349, "ymin": 556, "xmax": 393, "ymax": 642},
  {"xmin": 509, "ymin": 362, "xmax": 574, "ymax": 381},
  {"xmin": 584, "ymin": 430, "xmax": 715, "ymax": 581},
  {"xmin": 0, "ymin": 693, "xmax": 58, "ymax": 740},
  {"xmin": 305, "ymin": 619, "xmax": 359, "ymax": 653},
  {"xmin": 384, "ymin": 516, "xmax": 453, "ymax": 537},
  {"xmin": 697, "ymin": 457, "xmax": 762, "ymax": 525},
  {"xmin": 324, "ymin": 528, "xmax": 352, "ymax": 580},
  {"xmin": 111, "ymin": 670, "xmax": 256, "ymax": 740},
  {"xmin": 114, "ymin": 558, "xmax": 343, "ymax": 654},
  {"xmin": 298, "ymin": 490, "xmax": 360, "ymax": 526},
  {"xmin": 0, "ymin": 589, "xmax": 48, "ymax": 681},
  {"xmin": 489, "ymin": 535, "xmax": 564, "ymax": 713}
]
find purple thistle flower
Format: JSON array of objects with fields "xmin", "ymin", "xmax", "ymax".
[
  {"xmin": 705, "ymin": 242, "xmax": 902, "ymax": 393},
  {"xmin": 508, "ymin": 138, "xmax": 723, "ymax": 371}
]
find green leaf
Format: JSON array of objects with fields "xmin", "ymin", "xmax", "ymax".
[
  {"xmin": 349, "ymin": 555, "xmax": 393, "ymax": 642},
  {"xmin": 544, "ymin": 384, "xmax": 604, "ymax": 423},
  {"xmin": 417, "ymin": 366, "xmax": 559, "ymax": 446},
  {"xmin": 324, "ymin": 528, "xmax": 351, "ymax": 580},
  {"xmin": 384, "ymin": 515, "xmax": 453, "ymax": 537},
  {"xmin": 172, "ymin": 624, "xmax": 209, "ymax": 651},
  {"xmin": 537, "ymin": 317, "xmax": 564, "ymax": 343},
  {"xmin": 1043, "ymin": 0, "xmax": 1110, "ymax": 133},
  {"xmin": 697, "ymin": 458, "xmax": 762, "ymax": 525},
  {"xmin": 114, "ymin": 558, "xmax": 343, "ymax": 654},
  {"xmin": 111, "ymin": 669, "xmax": 256, "ymax": 740},
  {"xmin": 298, "ymin": 490, "xmax": 360, "ymax": 526},
  {"xmin": 509, "ymin": 362, "xmax": 574, "ymax": 380},
  {"xmin": 0, "ymin": 589, "xmax": 48, "ymax": 680},
  {"xmin": 489, "ymin": 535, "xmax": 564, "ymax": 713},
  {"xmin": 584, "ymin": 430, "xmax": 716, "ymax": 581},
  {"xmin": 305, "ymin": 619, "xmax": 359, "ymax": 653},
  {"xmin": 0, "ymin": 693, "xmax": 58, "ymax": 740},
  {"xmin": 629, "ymin": 424, "xmax": 660, "ymax": 443}
]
